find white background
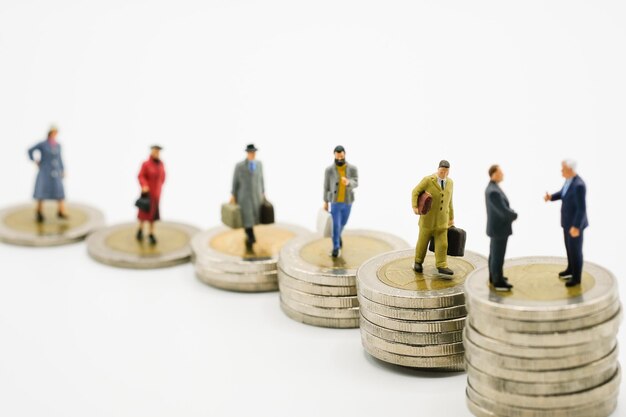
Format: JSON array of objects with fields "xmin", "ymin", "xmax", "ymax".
[{"xmin": 1, "ymin": 1, "xmax": 625, "ymax": 416}]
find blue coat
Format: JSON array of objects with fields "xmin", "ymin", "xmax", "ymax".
[
  {"xmin": 28, "ymin": 140, "xmax": 65, "ymax": 200},
  {"xmin": 551, "ymin": 175, "xmax": 588, "ymax": 230}
]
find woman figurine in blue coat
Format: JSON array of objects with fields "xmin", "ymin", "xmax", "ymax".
[{"xmin": 27, "ymin": 126, "xmax": 68, "ymax": 222}]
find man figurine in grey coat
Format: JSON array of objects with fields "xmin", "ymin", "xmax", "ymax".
[
  {"xmin": 323, "ymin": 145, "xmax": 358, "ymax": 258},
  {"xmin": 230, "ymin": 144, "xmax": 266, "ymax": 248},
  {"xmin": 485, "ymin": 165, "xmax": 517, "ymax": 291},
  {"xmin": 27, "ymin": 125, "xmax": 68, "ymax": 223}
]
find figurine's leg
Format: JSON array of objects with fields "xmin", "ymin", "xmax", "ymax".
[
  {"xmin": 330, "ymin": 203, "xmax": 343, "ymax": 250},
  {"xmin": 57, "ymin": 200, "xmax": 68, "ymax": 219},
  {"xmin": 148, "ymin": 221, "xmax": 157, "ymax": 245},
  {"xmin": 568, "ymin": 231, "xmax": 583, "ymax": 284},
  {"xmin": 489, "ymin": 237, "xmax": 507, "ymax": 283},
  {"xmin": 433, "ymin": 228, "xmax": 448, "ymax": 268},
  {"xmin": 36, "ymin": 200, "xmax": 44, "ymax": 222},
  {"xmin": 136, "ymin": 221, "xmax": 144, "ymax": 241},
  {"xmin": 563, "ymin": 229, "xmax": 573, "ymax": 273},
  {"xmin": 414, "ymin": 227, "xmax": 432, "ymax": 265}
]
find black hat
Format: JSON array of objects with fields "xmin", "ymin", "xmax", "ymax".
[
  {"xmin": 151, "ymin": 145, "xmax": 163, "ymax": 150},
  {"xmin": 438, "ymin": 160, "xmax": 450, "ymax": 168},
  {"xmin": 245, "ymin": 144, "xmax": 258, "ymax": 152},
  {"xmin": 334, "ymin": 145, "xmax": 345, "ymax": 153}
]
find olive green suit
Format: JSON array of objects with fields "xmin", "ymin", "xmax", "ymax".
[{"xmin": 412, "ymin": 175, "xmax": 454, "ymax": 268}]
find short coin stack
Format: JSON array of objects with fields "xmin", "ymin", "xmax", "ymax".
[
  {"xmin": 192, "ymin": 224, "xmax": 309, "ymax": 292},
  {"xmin": 357, "ymin": 249, "xmax": 487, "ymax": 371},
  {"xmin": 464, "ymin": 256, "xmax": 622, "ymax": 417},
  {"xmin": 278, "ymin": 230, "xmax": 409, "ymax": 328}
]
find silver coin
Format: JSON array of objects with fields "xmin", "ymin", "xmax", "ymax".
[
  {"xmin": 465, "ymin": 323, "xmax": 617, "ymax": 359},
  {"xmin": 279, "ymin": 286, "xmax": 359, "ymax": 308},
  {"xmin": 469, "ymin": 308, "xmax": 622, "ymax": 347},
  {"xmin": 466, "ymin": 387, "xmax": 618, "ymax": 417},
  {"xmin": 0, "ymin": 202, "xmax": 105, "ymax": 246},
  {"xmin": 196, "ymin": 273, "xmax": 279, "ymax": 292},
  {"xmin": 464, "ymin": 344, "xmax": 619, "ymax": 383},
  {"xmin": 278, "ymin": 230, "xmax": 409, "ymax": 286},
  {"xmin": 357, "ymin": 249, "xmax": 486, "ymax": 309},
  {"xmin": 280, "ymin": 300, "xmax": 359, "ymax": 328},
  {"xmin": 362, "ymin": 330, "xmax": 465, "ymax": 357},
  {"xmin": 196, "ymin": 267, "xmax": 277, "ymax": 287},
  {"xmin": 280, "ymin": 296, "xmax": 360, "ymax": 319},
  {"xmin": 464, "ymin": 257, "xmax": 619, "ymax": 321},
  {"xmin": 363, "ymin": 345, "xmax": 465, "ymax": 370},
  {"xmin": 463, "ymin": 332, "xmax": 618, "ymax": 371},
  {"xmin": 360, "ymin": 316, "xmax": 464, "ymax": 345},
  {"xmin": 358, "ymin": 295, "xmax": 467, "ymax": 321},
  {"xmin": 87, "ymin": 221, "xmax": 200, "ymax": 269},
  {"xmin": 467, "ymin": 360, "xmax": 619, "ymax": 397},
  {"xmin": 360, "ymin": 308, "xmax": 465, "ymax": 333},
  {"xmin": 467, "ymin": 365, "xmax": 620, "ymax": 409},
  {"xmin": 191, "ymin": 224, "xmax": 310, "ymax": 273},
  {"xmin": 278, "ymin": 268, "xmax": 357, "ymax": 296}
]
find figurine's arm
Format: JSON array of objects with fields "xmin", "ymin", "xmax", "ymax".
[
  {"xmin": 550, "ymin": 190, "xmax": 562, "ymax": 201},
  {"xmin": 259, "ymin": 162, "xmax": 265, "ymax": 195},
  {"xmin": 346, "ymin": 166, "xmax": 358, "ymax": 189},
  {"xmin": 323, "ymin": 168, "xmax": 331, "ymax": 203},
  {"xmin": 448, "ymin": 195, "xmax": 454, "ymax": 225},
  {"xmin": 58, "ymin": 145, "xmax": 65, "ymax": 175},
  {"xmin": 27, "ymin": 143, "xmax": 40, "ymax": 164},
  {"xmin": 572, "ymin": 184, "xmax": 587, "ymax": 230},
  {"xmin": 138, "ymin": 162, "xmax": 150, "ymax": 192},
  {"xmin": 489, "ymin": 191, "xmax": 517, "ymax": 221},
  {"xmin": 231, "ymin": 165, "xmax": 239, "ymax": 203},
  {"xmin": 161, "ymin": 162, "xmax": 166, "ymax": 184}
]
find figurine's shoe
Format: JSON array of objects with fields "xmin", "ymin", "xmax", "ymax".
[
  {"xmin": 36, "ymin": 211, "xmax": 45, "ymax": 223},
  {"xmin": 437, "ymin": 267, "xmax": 454, "ymax": 276},
  {"xmin": 558, "ymin": 270, "xmax": 573, "ymax": 280},
  {"xmin": 413, "ymin": 262, "xmax": 423, "ymax": 273},
  {"xmin": 57, "ymin": 211, "xmax": 69, "ymax": 220},
  {"xmin": 565, "ymin": 279, "xmax": 581, "ymax": 287},
  {"xmin": 136, "ymin": 229, "xmax": 144, "ymax": 241},
  {"xmin": 245, "ymin": 238, "xmax": 254, "ymax": 249},
  {"xmin": 331, "ymin": 248, "xmax": 339, "ymax": 258},
  {"xmin": 148, "ymin": 234, "xmax": 157, "ymax": 245},
  {"xmin": 492, "ymin": 280, "xmax": 513, "ymax": 292}
]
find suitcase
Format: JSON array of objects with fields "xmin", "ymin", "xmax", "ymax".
[
  {"xmin": 428, "ymin": 226, "xmax": 466, "ymax": 257},
  {"xmin": 221, "ymin": 203, "xmax": 243, "ymax": 229},
  {"xmin": 316, "ymin": 208, "xmax": 332, "ymax": 238},
  {"xmin": 260, "ymin": 200, "xmax": 275, "ymax": 224},
  {"xmin": 416, "ymin": 192, "xmax": 432, "ymax": 215}
]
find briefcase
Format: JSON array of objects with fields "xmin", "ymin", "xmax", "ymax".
[
  {"xmin": 416, "ymin": 192, "xmax": 432, "ymax": 215},
  {"xmin": 428, "ymin": 226, "xmax": 466, "ymax": 257},
  {"xmin": 221, "ymin": 203, "xmax": 243, "ymax": 229},
  {"xmin": 260, "ymin": 200, "xmax": 275, "ymax": 224},
  {"xmin": 135, "ymin": 193, "xmax": 151, "ymax": 212},
  {"xmin": 316, "ymin": 208, "xmax": 332, "ymax": 238}
]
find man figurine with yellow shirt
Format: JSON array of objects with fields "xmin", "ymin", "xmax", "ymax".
[
  {"xmin": 323, "ymin": 145, "xmax": 359, "ymax": 258},
  {"xmin": 412, "ymin": 160, "xmax": 455, "ymax": 276}
]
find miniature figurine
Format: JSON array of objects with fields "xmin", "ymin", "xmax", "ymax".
[
  {"xmin": 27, "ymin": 125, "xmax": 67, "ymax": 222},
  {"xmin": 323, "ymin": 145, "xmax": 359, "ymax": 258},
  {"xmin": 136, "ymin": 145, "xmax": 166, "ymax": 245},
  {"xmin": 412, "ymin": 160, "xmax": 455, "ymax": 276},
  {"xmin": 230, "ymin": 144, "xmax": 266, "ymax": 249},
  {"xmin": 485, "ymin": 165, "xmax": 517, "ymax": 291},
  {"xmin": 544, "ymin": 160, "xmax": 588, "ymax": 287}
]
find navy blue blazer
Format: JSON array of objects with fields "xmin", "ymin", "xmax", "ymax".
[
  {"xmin": 550, "ymin": 175, "xmax": 589, "ymax": 230},
  {"xmin": 485, "ymin": 181, "xmax": 517, "ymax": 238}
]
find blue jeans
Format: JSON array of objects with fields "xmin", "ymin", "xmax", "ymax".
[{"xmin": 331, "ymin": 203, "xmax": 352, "ymax": 250}]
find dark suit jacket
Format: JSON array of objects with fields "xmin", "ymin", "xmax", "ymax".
[
  {"xmin": 485, "ymin": 181, "xmax": 518, "ymax": 238},
  {"xmin": 550, "ymin": 175, "xmax": 589, "ymax": 230}
]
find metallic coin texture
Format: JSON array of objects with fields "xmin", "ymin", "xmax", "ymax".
[{"xmin": 279, "ymin": 301, "xmax": 359, "ymax": 329}]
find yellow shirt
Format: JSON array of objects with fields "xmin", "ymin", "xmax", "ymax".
[{"xmin": 336, "ymin": 165, "xmax": 347, "ymax": 203}]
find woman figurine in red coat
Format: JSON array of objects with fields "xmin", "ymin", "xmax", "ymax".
[{"xmin": 136, "ymin": 145, "xmax": 166, "ymax": 245}]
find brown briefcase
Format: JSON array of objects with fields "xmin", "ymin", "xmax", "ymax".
[{"xmin": 415, "ymin": 192, "xmax": 433, "ymax": 215}]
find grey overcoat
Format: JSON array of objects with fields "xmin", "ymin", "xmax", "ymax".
[
  {"xmin": 232, "ymin": 159, "xmax": 265, "ymax": 228},
  {"xmin": 323, "ymin": 164, "xmax": 358, "ymax": 204}
]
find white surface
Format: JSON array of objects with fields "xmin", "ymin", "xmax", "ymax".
[{"xmin": 1, "ymin": 1, "xmax": 625, "ymax": 416}]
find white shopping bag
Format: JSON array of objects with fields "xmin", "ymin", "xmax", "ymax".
[{"xmin": 316, "ymin": 208, "xmax": 333, "ymax": 238}]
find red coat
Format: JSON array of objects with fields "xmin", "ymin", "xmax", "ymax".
[{"xmin": 137, "ymin": 158, "xmax": 166, "ymax": 221}]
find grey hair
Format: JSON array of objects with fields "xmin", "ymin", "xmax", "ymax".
[{"xmin": 562, "ymin": 159, "xmax": 577, "ymax": 171}]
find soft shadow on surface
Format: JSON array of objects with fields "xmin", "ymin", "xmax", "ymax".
[{"xmin": 362, "ymin": 349, "xmax": 465, "ymax": 379}]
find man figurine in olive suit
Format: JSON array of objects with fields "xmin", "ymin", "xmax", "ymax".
[
  {"xmin": 485, "ymin": 165, "xmax": 517, "ymax": 291},
  {"xmin": 323, "ymin": 145, "xmax": 358, "ymax": 258},
  {"xmin": 230, "ymin": 144, "xmax": 266, "ymax": 249},
  {"xmin": 412, "ymin": 160, "xmax": 455, "ymax": 276}
]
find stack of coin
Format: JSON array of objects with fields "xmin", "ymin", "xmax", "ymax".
[
  {"xmin": 464, "ymin": 256, "xmax": 622, "ymax": 417},
  {"xmin": 278, "ymin": 230, "xmax": 409, "ymax": 328},
  {"xmin": 192, "ymin": 224, "xmax": 310, "ymax": 292},
  {"xmin": 357, "ymin": 249, "xmax": 487, "ymax": 371}
]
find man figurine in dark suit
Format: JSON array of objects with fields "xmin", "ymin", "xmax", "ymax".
[
  {"xmin": 544, "ymin": 160, "xmax": 588, "ymax": 287},
  {"xmin": 485, "ymin": 165, "xmax": 517, "ymax": 291}
]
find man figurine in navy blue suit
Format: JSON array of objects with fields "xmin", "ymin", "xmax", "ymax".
[
  {"xmin": 486, "ymin": 165, "xmax": 517, "ymax": 291},
  {"xmin": 544, "ymin": 160, "xmax": 589, "ymax": 287}
]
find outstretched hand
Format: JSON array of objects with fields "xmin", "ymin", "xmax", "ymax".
[{"xmin": 544, "ymin": 192, "xmax": 551, "ymax": 202}]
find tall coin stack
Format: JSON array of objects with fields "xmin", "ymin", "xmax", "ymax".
[
  {"xmin": 192, "ymin": 224, "xmax": 309, "ymax": 292},
  {"xmin": 357, "ymin": 249, "xmax": 487, "ymax": 370},
  {"xmin": 278, "ymin": 230, "xmax": 409, "ymax": 328},
  {"xmin": 464, "ymin": 257, "xmax": 622, "ymax": 417}
]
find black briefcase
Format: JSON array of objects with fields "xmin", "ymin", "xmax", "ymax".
[
  {"xmin": 135, "ymin": 193, "xmax": 151, "ymax": 212},
  {"xmin": 260, "ymin": 200, "xmax": 275, "ymax": 224},
  {"xmin": 428, "ymin": 226, "xmax": 466, "ymax": 257}
]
